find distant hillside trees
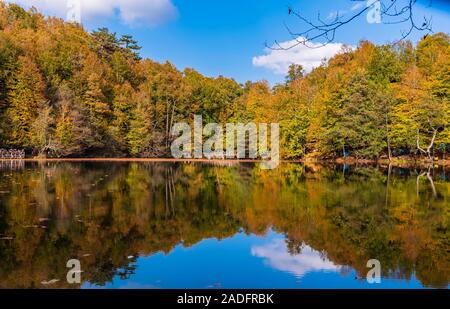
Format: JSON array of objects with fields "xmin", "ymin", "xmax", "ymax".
[{"xmin": 0, "ymin": 3, "xmax": 448, "ymax": 160}]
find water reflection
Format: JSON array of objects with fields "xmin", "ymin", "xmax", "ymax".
[
  {"xmin": 0, "ymin": 161, "xmax": 448, "ymax": 288},
  {"xmin": 251, "ymin": 239, "xmax": 340, "ymax": 278},
  {"xmin": 0, "ymin": 159, "xmax": 24, "ymax": 171}
]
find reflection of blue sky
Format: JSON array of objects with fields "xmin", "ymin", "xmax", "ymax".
[
  {"xmin": 83, "ymin": 230, "xmax": 432, "ymax": 289},
  {"xmin": 251, "ymin": 239, "xmax": 340, "ymax": 278}
]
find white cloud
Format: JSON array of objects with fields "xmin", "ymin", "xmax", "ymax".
[
  {"xmin": 252, "ymin": 38, "xmax": 347, "ymax": 75},
  {"xmin": 5, "ymin": 0, "xmax": 178, "ymax": 27},
  {"xmin": 251, "ymin": 238, "xmax": 341, "ymax": 278}
]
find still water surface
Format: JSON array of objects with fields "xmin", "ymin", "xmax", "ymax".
[{"xmin": 0, "ymin": 161, "xmax": 448, "ymax": 288}]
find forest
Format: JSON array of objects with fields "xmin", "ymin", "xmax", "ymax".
[{"xmin": 0, "ymin": 3, "xmax": 449, "ymax": 160}]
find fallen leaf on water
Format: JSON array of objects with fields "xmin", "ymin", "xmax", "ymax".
[{"xmin": 82, "ymin": 254, "xmax": 91, "ymax": 257}]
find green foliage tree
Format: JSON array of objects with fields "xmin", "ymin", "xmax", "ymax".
[{"xmin": 285, "ymin": 63, "xmax": 304, "ymax": 85}]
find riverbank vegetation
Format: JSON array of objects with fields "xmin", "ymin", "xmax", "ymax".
[{"xmin": 0, "ymin": 3, "xmax": 449, "ymax": 161}]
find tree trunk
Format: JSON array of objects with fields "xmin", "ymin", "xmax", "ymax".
[
  {"xmin": 165, "ymin": 98, "xmax": 170, "ymax": 149},
  {"xmin": 417, "ymin": 128, "xmax": 438, "ymax": 161},
  {"xmin": 386, "ymin": 113, "xmax": 392, "ymax": 161}
]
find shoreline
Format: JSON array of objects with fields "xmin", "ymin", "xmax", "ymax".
[
  {"xmin": 0, "ymin": 157, "xmax": 449, "ymax": 168},
  {"xmin": 0, "ymin": 158, "xmax": 298, "ymax": 164}
]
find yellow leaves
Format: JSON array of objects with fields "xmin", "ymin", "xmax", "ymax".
[
  {"xmin": 397, "ymin": 65, "xmax": 424, "ymax": 97},
  {"xmin": 390, "ymin": 205, "xmax": 434, "ymax": 262},
  {"xmin": 390, "ymin": 205, "xmax": 418, "ymax": 225},
  {"xmin": 55, "ymin": 108, "xmax": 74, "ymax": 147},
  {"xmin": 7, "ymin": 55, "xmax": 46, "ymax": 147},
  {"xmin": 417, "ymin": 33, "xmax": 450, "ymax": 77},
  {"xmin": 2, "ymin": 1, "xmax": 449, "ymax": 159}
]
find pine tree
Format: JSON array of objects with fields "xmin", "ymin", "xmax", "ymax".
[{"xmin": 119, "ymin": 34, "xmax": 141, "ymax": 60}]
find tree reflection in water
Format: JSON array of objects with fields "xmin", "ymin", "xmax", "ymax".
[{"xmin": 0, "ymin": 161, "xmax": 448, "ymax": 288}]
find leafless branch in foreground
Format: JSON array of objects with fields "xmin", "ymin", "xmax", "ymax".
[{"xmin": 270, "ymin": 0, "xmax": 434, "ymax": 50}]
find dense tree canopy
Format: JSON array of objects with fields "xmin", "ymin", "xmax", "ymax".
[{"xmin": 0, "ymin": 3, "xmax": 448, "ymax": 160}]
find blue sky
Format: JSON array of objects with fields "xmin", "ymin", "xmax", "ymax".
[{"xmin": 6, "ymin": 0, "xmax": 450, "ymax": 84}]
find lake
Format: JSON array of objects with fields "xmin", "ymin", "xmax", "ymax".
[{"xmin": 0, "ymin": 161, "xmax": 448, "ymax": 289}]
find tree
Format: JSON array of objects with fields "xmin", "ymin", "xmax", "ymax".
[
  {"xmin": 127, "ymin": 92, "xmax": 154, "ymax": 156},
  {"xmin": 333, "ymin": 73, "xmax": 386, "ymax": 158},
  {"xmin": 119, "ymin": 34, "xmax": 142, "ymax": 60},
  {"xmin": 368, "ymin": 44, "xmax": 404, "ymax": 160},
  {"xmin": 91, "ymin": 28, "xmax": 120, "ymax": 60},
  {"xmin": 7, "ymin": 56, "xmax": 47, "ymax": 150},
  {"xmin": 110, "ymin": 82, "xmax": 134, "ymax": 152},
  {"xmin": 286, "ymin": 64, "xmax": 304, "ymax": 85},
  {"xmin": 54, "ymin": 86, "xmax": 92, "ymax": 156},
  {"xmin": 32, "ymin": 105, "xmax": 54, "ymax": 157},
  {"xmin": 81, "ymin": 72, "xmax": 111, "ymax": 150}
]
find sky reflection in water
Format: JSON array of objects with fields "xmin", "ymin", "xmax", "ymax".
[
  {"xmin": 0, "ymin": 161, "xmax": 448, "ymax": 289},
  {"xmin": 84, "ymin": 231, "xmax": 432, "ymax": 289}
]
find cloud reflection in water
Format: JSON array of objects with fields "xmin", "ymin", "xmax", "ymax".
[{"xmin": 251, "ymin": 238, "xmax": 341, "ymax": 279}]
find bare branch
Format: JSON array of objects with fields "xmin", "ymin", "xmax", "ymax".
[{"xmin": 270, "ymin": 0, "xmax": 434, "ymax": 50}]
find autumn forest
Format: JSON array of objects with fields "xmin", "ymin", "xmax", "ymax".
[{"xmin": 0, "ymin": 3, "xmax": 449, "ymax": 161}]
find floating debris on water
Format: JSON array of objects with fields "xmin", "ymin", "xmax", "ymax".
[{"xmin": 41, "ymin": 279, "xmax": 60, "ymax": 285}]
